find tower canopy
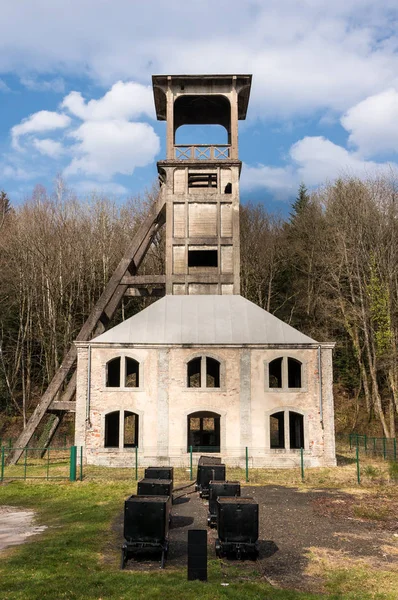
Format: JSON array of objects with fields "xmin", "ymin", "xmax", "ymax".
[{"xmin": 152, "ymin": 74, "xmax": 252, "ymax": 122}]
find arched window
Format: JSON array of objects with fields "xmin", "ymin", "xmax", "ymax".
[
  {"xmin": 105, "ymin": 411, "xmax": 120, "ymax": 448},
  {"xmin": 187, "ymin": 356, "xmax": 221, "ymax": 388},
  {"xmin": 288, "ymin": 358, "xmax": 301, "ymax": 388},
  {"xmin": 187, "ymin": 411, "xmax": 220, "ymax": 452},
  {"xmin": 125, "ymin": 358, "xmax": 139, "ymax": 388},
  {"xmin": 269, "ymin": 358, "xmax": 282, "ymax": 388},
  {"xmin": 289, "ymin": 411, "xmax": 304, "ymax": 449},
  {"xmin": 124, "ymin": 411, "xmax": 139, "ymax": 448},
  {"xmin": 270, "ymin": 411, "xmax": 285, "ymax": 449},
  {"xmin": 269, "ymin": 409, "xmax": 305, "ymax": 450},
  {"xmin": 104, "ymin": 410, "xmax": 139, "ymax": 448},
  {"xmin": 105, "ymin": 357, "xmax": 140, "ymax": 388},
  {"xmin": 106, "ymin": 358, "xmax": 121, "ymax": 387},
  {"xmin": 267, "ymin": 357, "xmax": 302, "ymax": 390}
]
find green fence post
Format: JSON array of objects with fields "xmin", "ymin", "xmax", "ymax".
[
  {"xmin": 8, "ymin": 438, "xmax": 12, "ymax": 450},
  {"xmin": 245, "ymin": 447, "xmax": 249, "ymax": 483},
  {"xmin": 301, "ymin": 447, "xmax": 305, "ymax": 482},
  {"xmin": 189, "ymin": 445, "xmax": 193, "ymax": 481},
  {"xmin": 1, "ymin": 447, "xmax": 5, "ymax": 482},
  {"xmin": 135, "ymin": 446, "xmax": 138, "ymax": 481},
  {"xmin": 24, "ymin": 447, "xmax": 28, "ymax": 480},
  {"xmin": 364, "ymin": 435, "xmax": 367, "ymax": 454},
  {"xmin": 383, "ymin": 437, "xmax": 387, "ymax": 460},
  {"xmin": 69, "ymin": 446, "xmax": 77, "ymax": 481},
  {"xmin": 356, "ymin": 446, "xmax": 360, "ymax": 484},
  {"xmin": 80, "ymin": 446, "xmax": 83, "ymax": 481}
]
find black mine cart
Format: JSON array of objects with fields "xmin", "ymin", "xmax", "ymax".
[
  {"xmin": 144, "ymin": 466, "xmax": 174, "ymax": 484},
  {"xmin": 137, "ymin": 478, "xmax": 173, "ymax": 499},
  {"xmin": 215, "ymin": 497, "xmax": 259, "ymax": 559},
  {"xmin": 196, "ymin": 458, "xmax": 226, "ymax": 499},
  {"xmin": 207, "ymin": 481, "xmax": 241, "ymax": 527},
  {"xmin": 121, "ymin": 495, "xmax": 171, "ymax": 569}
]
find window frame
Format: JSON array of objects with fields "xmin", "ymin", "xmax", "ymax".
[
  {"xmin": 103, "ymin": 408, "xmax": 142, "ymax": 450},
  {"xmin": 265, "ymin": 407, "xmax": 308, "ymax": 451},
  {"xmin": 264, "ymin": 355, "xmax": 306, "ymax": 392},
  {"xmin": 185, "ymin": 353, "xmax": 225, "ymax": 390},
  {"xmin": 103, "ymin": 353, "xmax": 144, "ymax": 391}
]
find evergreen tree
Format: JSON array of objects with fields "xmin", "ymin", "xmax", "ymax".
[{"xmin": 289, "ymin": 183, "xmax": 310, "ymax": 224}]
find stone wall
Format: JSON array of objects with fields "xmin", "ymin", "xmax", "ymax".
[{"xmin": 75, "ymin": 342, "xmax": 336, "ymax": 468}]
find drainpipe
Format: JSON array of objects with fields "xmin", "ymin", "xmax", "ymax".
[
  {"xmin": 318, "ymin": 345, "xmax": 323, "ymax": 428},
  {"xmin": 86, "ymin": 345, "xmax": 92, "ymax": 427}
]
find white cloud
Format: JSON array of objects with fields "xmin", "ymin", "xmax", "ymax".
[
  {"xmin": 64, "ymin": 120, "xmax": 160, "ymax": 179},
  {"xmin": 1, "ymin": 2, "xmax": 398, "ymax": 117},
  {"xmin": 61, "ymin": 81, "xmax": 154, "ymax": 121},
  {"xmin": 242, "ymin": 136, "xmax": 395, "ymax": 195},
  {"xmin": 11, "ymin": 110, "xmax": 71, "ymax": 149},
  {"xmin": 20, "ymin": 76, "xmax": 65, "ymax": 93},
  {"xmin": 33, "ymin": 138, "xmax": 64, "ymax": 158},
  {"xmin": 0, "ymin": 164, "xmax": 36, "ymax": 180},
  {"xmin": 341, "ymin": 89, "xmax": 398, "ymax": 157}
]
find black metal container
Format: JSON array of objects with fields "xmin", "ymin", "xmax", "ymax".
[
  {"xmin": 144, "ymin": 466, "xmax": 174, "ymax": 484},
  {"xmin": 207, "ymin": 481, "xmax": 241, "ymax": 527},
  {"xmin": 121, "ymin": 495, "xmax": 171, "ymax": 568},
  {"xmin": 215, "ymin": 497, "xmax": 259, "ymax": 559},
  {"xmin": 137, "ymin": 478, "xmax": 173, "ymax": 498},
  {"xmin": 196, "ymin": 463, "xmax": 226, "ymax": 499},
  {"xmin": 198, "ymin": 455, "xmax": 222, "ymax": 466}
]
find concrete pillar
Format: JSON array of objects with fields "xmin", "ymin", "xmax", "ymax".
[
  {"xmin": 157, "ymin": 349, "xmax": 170, "ymax": 456},
  {"xmin": 240, "ymin": 349, "xmax": 251, "ymax": 448}
]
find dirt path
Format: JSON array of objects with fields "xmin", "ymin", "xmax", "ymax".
[
  {"xmin": 116, "ymin": 485, "xmax": 398, "ymax": 591},
  {"xmin": 0, "ymin": 506, "xmax": 47, "ymax": 553}
]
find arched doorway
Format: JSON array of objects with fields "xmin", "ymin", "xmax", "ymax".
[{"xmin": 187, "ymin": 411, "xmax": 221, "ymax": 452}]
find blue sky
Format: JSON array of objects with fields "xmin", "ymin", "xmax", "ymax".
[{"xmin": 1, "ymin": 0, "xmax": 398, "ymax": 213}]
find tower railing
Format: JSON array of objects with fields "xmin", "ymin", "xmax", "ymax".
[{"xmin": 174, "ymin": 145, "xmax": 230, "ymax": 160}]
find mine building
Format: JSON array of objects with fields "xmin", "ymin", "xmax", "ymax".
[{"xmin": 74, "ymin": 74, "xmax": 336, "ymax": 468}]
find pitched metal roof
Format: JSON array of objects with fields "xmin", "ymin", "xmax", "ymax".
[{"xmin": 91, "ymin": 295, "xmax": 317, "ymax": 345}]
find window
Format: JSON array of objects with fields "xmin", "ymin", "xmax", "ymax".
[
  {"xmin": 105, "ymin": 357, "xmax": 140, "ymax": 388},
  {"xmin": 124, "ymin": 411, "xmax": 139, "ymax": 448},
  {"xmin": 289, "ymin": 412, "xmax": 304, "ymax": 449},
  {"xmin": 104, "ymin": 410, "xmax": 139, "ymax": 448},
  {"xmin": 270, "ymin": 412, "xmax": 285, "ymax": 449},
  {"xmin": 188, "ymin": 172, "xmax": 217, "ymax": 189},
  {"xmin": 187, "ymin": 411, "xmax": 220, "ymax": 452},
  {"xmin": 125, "ymin": 358, "xmax": 139, "ymax": 388},
  {"xmin": 267, "ymin": 357, "xmax": 303, "ymax": 390},
  {"xmin": 106, "ymin": 358, "xmax": 121, "ymax": 387},
  {"xmin": 187, "ymin": 356, "xmax": 221, "ymax": 388},
  {"xmin": 269, "ymin": 409, "xmax": 305, "ymax": 450},
  {"xmin": 188, "ymin": 249, "xmax": 218, "ymax": 268},
  {"xmin": 105, "ymin": 411, "xmax": 120, "ymax": 448},
  {"xmin": 269, "ymin": 358, "xmax": 282, "ymax": 388},
  {"xmin": 288, "ymin": 358, "xmax": 301, "ymax": 388}
]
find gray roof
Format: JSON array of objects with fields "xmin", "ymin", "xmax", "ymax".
[{"xmin": 92, "ymin": 295, "xmax": 317, "ymax": 345}]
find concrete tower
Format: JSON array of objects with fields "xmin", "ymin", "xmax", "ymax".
[{"xmin": 152, "ymin": 74, "xmax": 252, "ymax": 295}]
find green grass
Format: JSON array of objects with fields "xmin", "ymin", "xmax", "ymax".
[
  {"xmin": 0, "ymin": 469, "xmax": 397, "ymax": 600},
  {"xmin": 0, "ymin": 481, "xmax": 325, "ymax": 600}
]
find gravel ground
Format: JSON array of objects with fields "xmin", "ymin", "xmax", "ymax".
[
  {"xmin": 0, "ymin": 506, "xmax": 47, "ymax": 552},
  {"xmin": 116, "ymin": 484, "xmax": 398, "ymax": 591}
]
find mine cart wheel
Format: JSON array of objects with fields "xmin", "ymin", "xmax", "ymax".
[{"xmin": 120, "ymin": 547, "xmax": 128, "ymax": 570}]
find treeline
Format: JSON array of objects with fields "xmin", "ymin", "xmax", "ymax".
[{"xmin": 0, "ymin": 176, "xmax": 397, "ymax": 437}]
